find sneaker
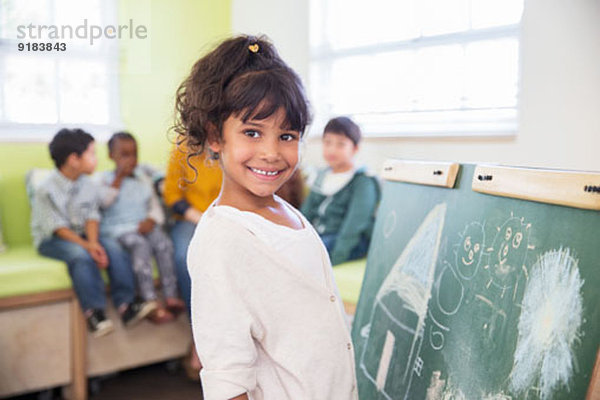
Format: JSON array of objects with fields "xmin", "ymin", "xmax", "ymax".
[
  {"xmin": 121, "ymin": 299, "xmax": 158, "ymax": 327},
  {"xmin": 87, "ymin": 309, "xmax": 114, "ymax": 338}
]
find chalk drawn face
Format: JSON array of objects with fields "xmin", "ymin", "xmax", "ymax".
[
  {"xmin": 455, "ymin": 222, "xmax": 485, "ymax": 280},
  {"xmin": 488, "ymin": 216, "xmax": 530, "ymax": 290}
]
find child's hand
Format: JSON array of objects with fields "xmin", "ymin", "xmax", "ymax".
[
  {"xmin": 86, "ymin": 242, "xmax": 109, "ymax": 269},
  {"xmin": 111, "ymin": 164, "xmax": 134, "ymax": 189},
  {"xmin": 138, "ymin": 218, "xmax": 155, "ymax": 234}
]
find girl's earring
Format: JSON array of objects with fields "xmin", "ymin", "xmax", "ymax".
[{"xmin": 208, "ymin": 148, "xmax": 220, "ymax": 160}]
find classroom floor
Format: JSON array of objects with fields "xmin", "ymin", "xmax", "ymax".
[{"xmin": 7, "ymin": 360, "xmax": 204, "ymax": 400}]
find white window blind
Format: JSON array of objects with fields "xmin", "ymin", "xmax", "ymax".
[
  {"xmin": 309, "ymin": 0, "xmax": 523, "ymax": 137},
  {"xmin": 0, "ymin": 0, "xmax": 121, "ymax": 141}
]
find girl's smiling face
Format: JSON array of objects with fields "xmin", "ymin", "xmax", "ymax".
[{"xmin": 209, "ymin": 107, "xmax": 301, "ymax": 209}]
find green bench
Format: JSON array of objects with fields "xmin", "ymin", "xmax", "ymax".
[
  {"xmin": 332, "ymin": 258, "xmax": 367, "ymax": 314},
  {"xmin": 0, "ymin": 173, "xmax": 192, "ymax": 400},
  {"xmin": 0, "ymin": 247, "xmax": 71, "ymax": 297}
]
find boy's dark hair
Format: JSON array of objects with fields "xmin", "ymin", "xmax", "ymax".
[
  {"xmin": 49, "ymin": 128, "xmax": 95, "ymax": 168},
  {"xmin": 324, "ymin": 116, "xmax": 362, "ymax": 146},
  {"xmin": 108, "ymin": 131, "xmax": 136, "ymax": 153},
  {"xmin": 173, "ymin": 34, "xmax": 311, "ymax": 155}
]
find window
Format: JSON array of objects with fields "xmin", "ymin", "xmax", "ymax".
[
  {"xmin": 0, "ymin": 0, "xmax": 121, "ymax": 141},
  {"xmin": 309, "ymin": 0, "xmax": 524, "ymax": 137}
]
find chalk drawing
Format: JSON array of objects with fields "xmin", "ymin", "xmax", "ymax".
[
  {"xmin": 436, "ymin": 260, "xmax": 465, "ymax": 316},
  {"xmin": 434, "ymin": 213, "xmax": 534, "ymax": 396},
  {"xmin": 360, "ymin": 203, "xmax": 447, "ymax": 400},
  {"xmin": 414, "ymin": 356, "xmax": 424, "ymax": 376},
  {"xmin": 428, "ymin": 221, "xmax": 483, "ymax": 353},
  {"xmin": 439, "ymin": 379, "xmax": 467, "ymax": 400},
  {"xmin": 482, "ymin": 393, "xmax": 513, "ymax": 400},
  {"xmin": 510, "ymin": 248, "xmax": 583, "ymax": 400},
  {"xmin": 425, "ymin": 371, "xmax": 445, "ymax": 400},
  {"xmin": 376, "ymin": 331, "xmax": 396, "ymax": 390},
  {"xmin": 429, "ymin": 328, "xmax": 445, "ymax": 351},
  {"xmin": 455, "ymin": 222, "xmax": 486, "ymax": 280},
  {"xmin": 439, "ymin": 380, "xmax": 513, "ymax": 400},
  {"xmin": 485, "ymin": 215, "xmax": 531, "ymax": 297},
  {"xmin": 428, "ymin": 307, "xmax": 450, "ymax": 351},
  {"xmin": 360, "ymin": 323, "xmax": 371, "ymax": 340},
  {"xmin": 384, "ymin": 210, "xmax": 397, "ymax": 239}
]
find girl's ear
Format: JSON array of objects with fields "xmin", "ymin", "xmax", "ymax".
[
  {"xmin": 205, "ymin": 122, "xmax": 221, "ymax": 153},
  {"xmin": 207, "ymin": 140, "xmax": 221, "ymax": 154}
]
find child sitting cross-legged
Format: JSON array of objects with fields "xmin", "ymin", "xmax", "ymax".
[{"xmin": 99, "ymin": 132, "xmax": 185, "ymax": 324}]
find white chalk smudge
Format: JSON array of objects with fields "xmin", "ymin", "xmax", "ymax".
[
  {"xmin": 482, "ymin": 393, "xmax": 512, "ymax": 400},
  {"xmin": 439, "ymin": 378, "xmax": 467, "ymax": 400},
  {"xmin": 425, "ymin": 371, "xmax": 445, "ymax": 400},
  {"xmin": 376, "ymin": 331, "xmax": 396, "ymax": 390},
  {"xmin": 510, "ymin": 248, "xmax": 583, "ymax": 399}
]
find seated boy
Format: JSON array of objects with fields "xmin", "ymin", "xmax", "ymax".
[
  {"xmin": 301, "ymin": 117, "xmax": 380, "ymax": 265},
  {"xmin": 99, "ymin": 132, "xmax": 185, "ymax": 324},
  {"xmin": 31, "ymin": 128, "xmax": 156, "ymax": 337}
]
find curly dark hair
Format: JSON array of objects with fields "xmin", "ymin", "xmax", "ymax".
[{"xmin": 173, "ymin": 35, "xmax": 311, "ymax": 159}]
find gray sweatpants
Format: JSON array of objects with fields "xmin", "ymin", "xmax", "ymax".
[{"xmin": 118, "ymin": 227, "xmax": 178, "ymax": 301}]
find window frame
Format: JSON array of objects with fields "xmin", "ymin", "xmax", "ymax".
[
  {"xmin": 0, "ymin": 0, "xmax": 122, "ymax": 142},
  {"xmin": 309, "ymin": 1, "xmax": 522, "ymax": 138}
]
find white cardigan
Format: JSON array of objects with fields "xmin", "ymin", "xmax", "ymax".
[{"xmin": 187, "ymin": 204, "xmax": 358, "ymax": 400}]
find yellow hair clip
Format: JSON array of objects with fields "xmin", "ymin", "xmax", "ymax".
[{"xmin": 248, "ymin": 43, "xmax": 259, "ymax": 53}]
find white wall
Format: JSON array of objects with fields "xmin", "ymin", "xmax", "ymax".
[
  {"xmin": 232, "ymin": 0, "xmax": 600, "ymax": 173},
  {"xmin": 231, "ymin": 0, "xmax": 309, "ymax": 83}
]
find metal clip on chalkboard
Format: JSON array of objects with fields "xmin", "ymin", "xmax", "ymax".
[
  {"xmin": 472, "ymin": 165, "xmax": 600, "ymax": 210},
  {"xmin": 381, "ymin": 159, "xmax": 460, "ymax": 188}
]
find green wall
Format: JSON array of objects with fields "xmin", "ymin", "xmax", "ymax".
[
  {"xmin": 119, "ymin": 0, "xmax": 231, "ymax": 165},
  {"xmin": 0, "ymin": 0, "xmax": 231, "ymax": 247}
]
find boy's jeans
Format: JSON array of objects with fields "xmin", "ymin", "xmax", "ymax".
[{"xmin": 38, "ymin": 236, "xmax": 136, "ymax": 312}]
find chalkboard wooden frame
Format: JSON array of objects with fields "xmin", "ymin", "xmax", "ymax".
[
  {"xmin": 472, "ymin": 164, "xmax": 600, "ymax": 210},
  {"xmin": 381, "ymin": 159, "xmax": 460, "ymax": 188},
  {"xmin": 586, "ymin": 350, "xmax": 600, "ymax": 400}
]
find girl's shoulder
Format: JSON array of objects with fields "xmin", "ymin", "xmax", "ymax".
[
  {"xmin": 196, "ymin": 205, "xmax": 243, "ymax": 232},
  {"xmin": 190, "ymin": 206, "xmax": 258, "ymax": 251},
  {"xmin": 187, "ymin": 208, "xmax": 254, "ymax": 267}
]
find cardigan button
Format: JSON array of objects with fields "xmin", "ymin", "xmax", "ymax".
[
  {"xmin": 330, "ymin": 295, "xmax": 336, "ymax": 302},
  {"xmin": 347, "ymin": 343, "xmax": 352, "ymax": 350}
]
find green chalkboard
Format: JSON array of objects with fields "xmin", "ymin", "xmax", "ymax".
[{"xmin": 351, "ymin": 163, "xmax": 600, "ymax": 400}]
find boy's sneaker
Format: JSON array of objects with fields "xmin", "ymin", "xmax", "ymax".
[
  {"xmin": 87, "ymin": 309, "xmax": 114, "ymax": 338},
  {"xmin": 121, "ymin": 299, "xmax": 158, "ymax": 327}
]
